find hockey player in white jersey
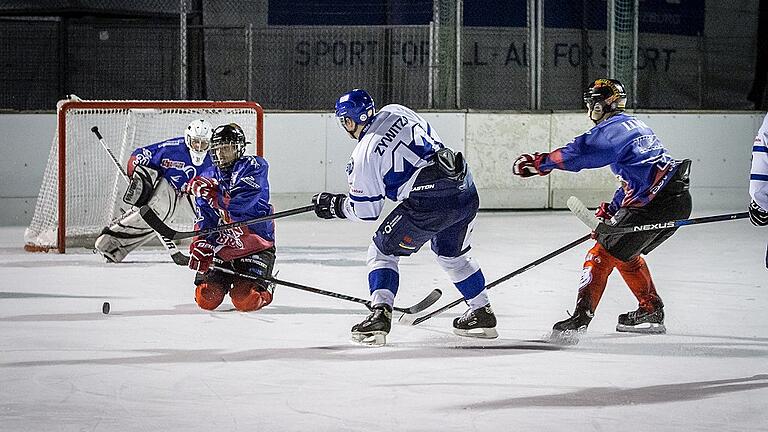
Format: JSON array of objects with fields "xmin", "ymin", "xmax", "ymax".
[
  {"xmin": 750, "ymin": 113, "xmax": 768, "ymax": 267},
  {"xmin": 312, "ymin": 89, "xmax": 496, "ymax": 345}
]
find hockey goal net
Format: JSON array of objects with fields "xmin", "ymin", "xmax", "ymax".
[{"xmin": 24, "ymin": 98, "xmax": 264, "ymax": 253}]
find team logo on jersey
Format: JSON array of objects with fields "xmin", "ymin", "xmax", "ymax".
[
  {"xmin": 216, "ymin": 227, "xmax": 244, "ymax": 249},
  {"xmin": 161, "ymin": 159, "xmax": 186, "ymax": 170},
  {"xmin": 346, "ymin": 158, "xmax": 354, "ymax": 175},
  {"xmin": 240, "ymin": 176, "xmax": 261, "ymax": 190}
]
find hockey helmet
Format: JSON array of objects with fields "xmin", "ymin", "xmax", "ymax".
[
  {"xmin": 185, "ymin": 119, "xmax": 213, "ymax": 166},
  {"xmin": 583, "ymin": 78, "xmax": 627, "ymax": 123},
  {"xmin": 209, "ymin": 123, "xmax": 247, "ymax": 169},
  {"xmin": 335, "ymin": 89, "xmax": 375, "ymax": 126}
]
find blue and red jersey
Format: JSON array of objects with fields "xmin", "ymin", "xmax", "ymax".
[
  {"xmin": 539, "ymin": 113, "xmax": 682, "ymax": 212},
  {"xmin": 193, "ymin": 155, "xmax": 275, "ymax": 260},
  {"xmin": 127, "ymin": 137, "xmax": 212, "ymax": 191}
]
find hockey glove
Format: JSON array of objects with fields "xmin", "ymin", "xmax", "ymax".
[
  {"xmin": 749, "ymin": 200, "xmax": 768, "ymax": 226},
  {"xmin": 185, "ymin": 176, "xmax": 220, "ymax": 208},
  {"xmin": 595, "ymin": 202, "xmax": 615, "ymax": 224},
  {"xmin": 189, "ymin": 239, "xmax": 215, "ymax": 273},
  {"xmin": 312, "ymin": 192, "xmax": 348, "ymax": 219},
  {"xmin": 512, "ymin": 152, "xmax": 549, "ymax": 178}
]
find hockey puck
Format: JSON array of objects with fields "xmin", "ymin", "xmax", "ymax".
[{"xmin": 102, "ymin": 302, "xmax": 110, "ymax": 315}]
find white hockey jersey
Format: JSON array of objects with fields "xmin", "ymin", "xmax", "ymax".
[
  {"xmin": 340, "ymin": 104, "xmax": 444, "ymax": 221},
  {"xmin": 751, "ymin": 113, "xmax": 768, "ymax": 210}
]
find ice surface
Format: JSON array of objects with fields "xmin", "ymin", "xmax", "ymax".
[{"xmin": 1, "ymin": 212, "xmax": 766, "ymax": 431}]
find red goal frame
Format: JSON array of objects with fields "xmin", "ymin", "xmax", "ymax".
[{"xmin": 52, "ymin": 100, "xmax": 264, "ymax": 254}]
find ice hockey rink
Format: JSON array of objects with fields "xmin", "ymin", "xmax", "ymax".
[{"xmin": 0, "ymin": 211, "xmax": 765, "ymax": 431}]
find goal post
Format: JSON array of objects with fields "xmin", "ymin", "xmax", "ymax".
[{"xmin": 24, "ymin": 97, "xmax": 264, "ymax": 254}]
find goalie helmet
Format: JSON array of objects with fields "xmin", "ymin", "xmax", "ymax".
[
  {"xmin": 335, "ymin": 89, "xmax": 375, "ymax": 126},
  {"xmin": 583, "ymin": 78, "xmax": 627, "ymax": 124},
  {"xmin": 209, "ymin": 123, "xmax": 247, "ymax": 169},
  {"xmin": 185, "ymin": 119, "xmax": 213, "ymax": 166}
]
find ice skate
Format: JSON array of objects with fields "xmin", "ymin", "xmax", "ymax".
[
  {"xmin": 351, "ymin": 304, "xmax": 392, "ymax": 347},
  {"xmin": 616, "ymin": 306, "xmax": 666, "ymax": 334},
  {"xmin": 453, "ymin": 304, "xmax": 498, "ymax": 339},
  {"xmin": 548, "ymin": 308, "xmax": 593, "ymax": 345}
]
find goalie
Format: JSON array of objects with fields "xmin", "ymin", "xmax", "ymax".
[
  {"xmin": 94, "ymin": 120, "xmax": 213, "ymax": 262},
  {"xmin": 185, "ymin": 123, "xmax": 276, "ymax": 312}
]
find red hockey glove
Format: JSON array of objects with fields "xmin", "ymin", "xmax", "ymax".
[
  {"xmin": 595, "ymin": 202, "xmax": 615, "ymax": 223},
  {"xmin": 185, "ymin": 176, "xmax": 219, "ymax": 206},
  {"xmin": 749, "ymin": 200, "xmax": 768, "ymax": 227},
  {"xmin": 512, "ymin": 152, "xmax": 549, "ymax": 178},
  {"xmin": 189, "ymin": 239, "xmax": 215, "ymax": 273}
]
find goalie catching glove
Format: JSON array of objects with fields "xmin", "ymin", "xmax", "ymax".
[
  {"xmin": 512, "ymin": 152, "xmax": 550, "ymax": 178},
  {"xmin": 312, "ymin": 192, "xmax": 347, "ymax": 219}
]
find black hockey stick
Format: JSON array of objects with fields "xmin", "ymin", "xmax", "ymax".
[
  {"xmin": 140, "ymin": 204, "xmax": 315, "ymax": 240},
  {"xmin": 212, "ymin": 266, "xmax": 443, "ymax": 314},
  {"xmin": 91, "ymin": 126, "xmax": 189, "ymax": 266},
  {"xmin": 567, "ymin": 196, "xmax": 749, "ymax": 235},
  {"xmin": 403, "ymin": 233, "xmax": 592, "ymax": 326}
]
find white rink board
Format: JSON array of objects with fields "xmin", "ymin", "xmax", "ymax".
[{"xmin": 1, "ymin": 111, "xmax": 764, "ymax": 225}]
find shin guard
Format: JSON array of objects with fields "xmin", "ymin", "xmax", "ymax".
[
  {"xmin": 616, "ymin": 255, "xmax": 663, "ymax": 312},
  {"xmin": 575, "ymin": 243, "xmax": 617, "ymax": 313},
  {"xmin": 230, "ymin": 279, "xmax": 273, "ymax": 312},
  {"xmin": 195, "ymin": 282, "xmax": 227, "ymax": 311}
]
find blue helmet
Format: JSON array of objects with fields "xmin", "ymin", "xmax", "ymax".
[{"xmin": 335, "ymin": 89, "xmax": 375, "ymax": 125}]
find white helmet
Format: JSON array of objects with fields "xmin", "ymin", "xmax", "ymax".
[{"xmin": 185, "ymin": 119, "xmax": 213, "ymax": 166}]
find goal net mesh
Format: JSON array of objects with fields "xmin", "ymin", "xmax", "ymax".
[{"xmin": 24, "ymin": 101, "xmax": 261, "ymax": 251}]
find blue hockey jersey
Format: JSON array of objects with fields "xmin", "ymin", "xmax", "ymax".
[
  {"xmin": 127, "ymin": 137, "xmax": 212, "ymax": 191},
  {"xmin": 539, "ymin": 113, "xmax": 682, "ymax": 212},
  {"xmin": 193, "ymin": 155, "xmax": 275, "ymax": 260}
]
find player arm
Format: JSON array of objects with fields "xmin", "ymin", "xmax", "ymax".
[
  {"xmin": 750, "ymin": 132, "xmax": 768, "ymax": 210},
  {"xmin": 539, "ymin": 131, "xmax": 618, "ymax": 173}
]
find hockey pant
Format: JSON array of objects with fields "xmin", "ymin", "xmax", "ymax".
[
  {"xmin": 194, "ymin": 248, "xmax": 276, "ymax": 312},
  {"xmin": 94, "ymin": 179, "xmax": 191, "ymax": 262},
  {"xmin": 366, "ymin": 179, "xmax": 488, "ymax": 310}
]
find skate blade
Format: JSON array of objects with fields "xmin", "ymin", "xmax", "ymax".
[
  {"xmin": 616, "ymin": 322, "xmax": 666, "ymax": 334},
  {"xmin": 546, "ymin": 328, "xmax": 586, "ymax": 345},
  {"xmin": 351, "ymin": 331, "xmax": 387, "ymax": 347},
  {"xmin": 452, "ymin": 327, "xmax": 499, "ymax": 339}
]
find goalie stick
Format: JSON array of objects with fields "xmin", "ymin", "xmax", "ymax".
[
  {"xmin": 140, "ymin": 204, "xmax": 315, "ymax": 240},
  {"xmin": 212, "ymin": 266, "xmax": 442, "ymax": 314},
  {"xmin": 401, "ymin": 233, "xmax": 592, "ymax": 325},
  {"xmin": 566, "ymin": 196, "xmax": 749, "ymax": 235},
  {"xmin": 91, "ymin": 126, "xmax": 189, "ymax": 266}
]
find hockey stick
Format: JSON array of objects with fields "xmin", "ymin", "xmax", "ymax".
[
  {"xmin": 91, "ymin": 126, "xmax": 189, "ymax": 266},
  {"xmin": 566, "ymin": 196, "xmax": 749, "ymax": 235},
  {"xmin": 212, "ymin": 266, "xmax": 443, "ymax": 314},
  {"xmin": 140, "ymin": 204, "xmax": 315, "ymax": 240},
  {"xmin": 402, "ymin": 233, "xmax": 593, "ymax": 325}
]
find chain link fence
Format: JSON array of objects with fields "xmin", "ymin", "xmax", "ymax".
[{"xmin": 0, "ymin": 0, "xmax": 762, "ymax": 111}]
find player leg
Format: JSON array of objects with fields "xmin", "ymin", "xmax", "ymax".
[
  {"xmin": 432, "ymin": 212, "xmax": 497, "ymax": 339},
  {"xmin": 614, "ymin": 255, "xmax": 666, "ymax": 333},
  {"xmin": 94, "ymin": 175, "xmax": 177, "ymax": 262},
  {"xmin": 351, "ymin": 203, "xmax": 437, "ymax": 346},
  {"xmin": 551, "ymin": 242, "xmax": 618, "ymax": 340},
  {"xmin": 229, "ymin": 248, "xmax": 276, "ymax": 312}
]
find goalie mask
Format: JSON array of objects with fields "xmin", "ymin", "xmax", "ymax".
[
  {"xmin": 583, "ymin": 78, "xmax": 627, "ymax": 124},
  {"xmin": 185, "ymin": 119, "xmax": 213, "ymax": 166},
  {"xmin": 209, "ymin": 123, "xmax": 247, "ymax": 169}
]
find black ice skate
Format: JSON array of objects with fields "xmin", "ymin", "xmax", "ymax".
[
  {"xmin": 453, "ymin": 304, "xmax": 498, "ymax": 339},
  {"xmin": 616, "ymin": 306, "xmax": 666, "ymax": 334},
  {"xmin": 351, "ymin": 304, "xmax": 392, "ymax": 346},
  {"xmin": 549, "ymin": 308, "xmax": 593, "ymax": 345}
]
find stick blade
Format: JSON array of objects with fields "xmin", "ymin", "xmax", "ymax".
[
  {"xmin": 566, "ymin": 196, "xmax": 599, "ymax": 230},
  {"xmin": 170, "ymin": 251, "xmax": 190, "ymax": 266},
  {"xmin": 395, "ymin": 289, "xmax": 442, "ymax": 315}
]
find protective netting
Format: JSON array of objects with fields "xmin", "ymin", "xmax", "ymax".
[
  {"xmin": 24, "ymin": 100, "xmax": 261, "ymax": 251},
  {"xmin": 608, "ymin": 0, "xmax": 636, "ymax": 101}
]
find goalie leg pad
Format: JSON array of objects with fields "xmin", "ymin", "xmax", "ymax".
[
  {"xmin": 195, "ymin": 281, "xmax": 228, "ymax": 311},
  {"xmin": 94, "ymin": 207, "xmax": 155, "ymax": 262},
  {"xmin": 230, "ymin": 279, "xmax": 273, "ymax": 311}
]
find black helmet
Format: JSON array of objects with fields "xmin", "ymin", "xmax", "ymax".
[
  {"xmin": 209, "ymin": 123, "xmax": 247, "ymax": 169},
  {"xmin": 583, "ymin": 78, "xmax": 627, "ymax": 123}
]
